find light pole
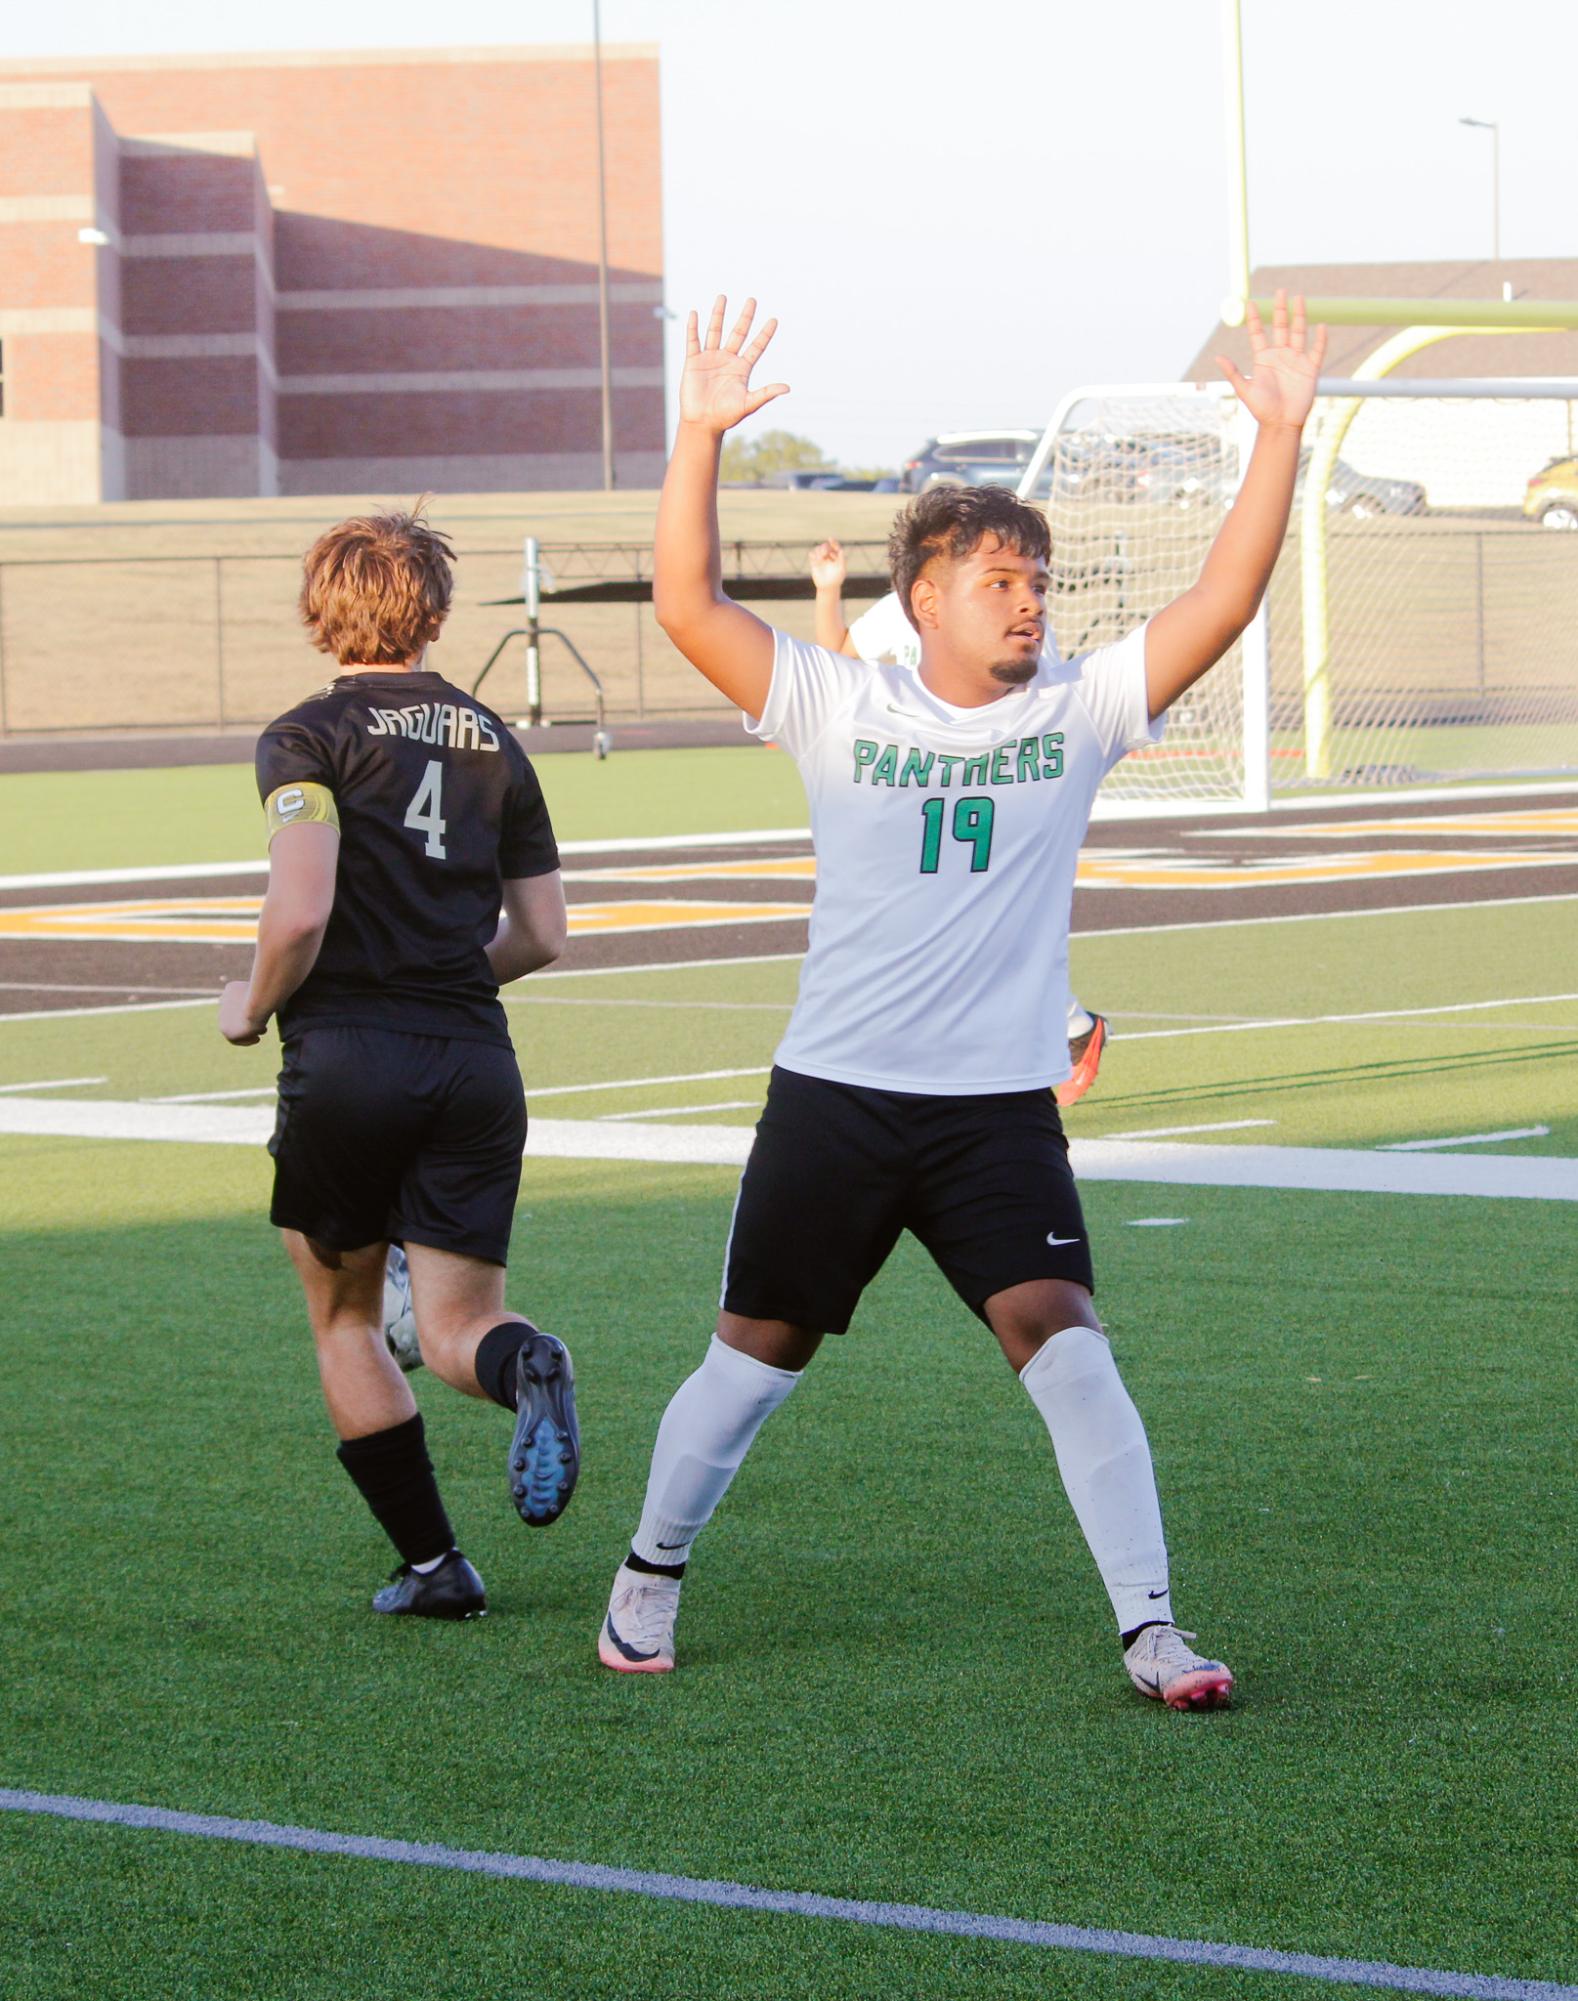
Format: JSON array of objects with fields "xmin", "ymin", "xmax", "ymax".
[
  {"xmin": 592, "ymin": 0, "xmax": 615, "ymax": 490},
  {"xmin": 1220, "ymin": 0, "xmax": 1251, "ymax": 326},
  {"xmin": 1458, "ymin": 116, "xmax": 1501, "ymax": 263}
]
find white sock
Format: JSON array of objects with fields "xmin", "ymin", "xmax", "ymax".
[
  {"xmin": 1019, "ymin": 1326, "xmax": 1172, "ymax": 1634},
  {"xmin": 410, "ymin": 1549, "xmax": 452, "ymax": 1575},
  {"xmin": 629, "ymin": 1335, "xmax": 801, "ymax": 1567},
  {"xmin": 1066, "ymin": 997, "xmax": 1095, "ymax": 1038}
]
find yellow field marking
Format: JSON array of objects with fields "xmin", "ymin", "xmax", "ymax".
[
  {"xmin": 0, "ymin": 894, "xmax": 813, "ymax": 944},
  {"xmin": 1, "ymin": 838, "xmax": 1572, "ymax": 946},
  {"xmin": 1208, "ymin": 808, "xmax": 1578, "ymax": 841},
  {"xmin": 567, "ymin": 846, "xmax": 1577, "ymax": 892},
  {"xmin": 0, "ymin": 897, "xmax": 263, "ymax": 943},
  {"xmin": 566, "ymin": 900, "xmax": 813, "ymax": 934},
  {"xmin": 1074, "ymin": 850, "xmax": 1575, "ymax": 889}
]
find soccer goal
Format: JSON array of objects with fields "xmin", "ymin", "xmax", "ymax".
[{"xmin": 1021, "ymin": 378, "xmax": 1578, "ymax": 814}]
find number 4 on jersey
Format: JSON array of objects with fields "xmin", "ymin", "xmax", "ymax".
[{"xmin": 405, "ymin": 760, "xmax": 448, "ymax": 859}]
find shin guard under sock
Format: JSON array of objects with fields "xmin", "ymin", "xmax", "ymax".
[
  {"xmin": 473, "ymin": 1320, "xmax": 537, "ymax": 1411},
  {"xmin": 335, "ymin": 1412, "xmax": 454, "ymax": 1567},
  {"xmin": 628, "ymin": 1335, "xmax": 800, "ymax": 1567},
  {"xmin": 1019, "ymin": 1326, "xmax": 1173, "ymax": 1634}
]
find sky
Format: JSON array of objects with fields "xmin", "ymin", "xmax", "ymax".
[{"xmin": 11, "ymin": 0, "xmax": 1577, "ymax": 466}]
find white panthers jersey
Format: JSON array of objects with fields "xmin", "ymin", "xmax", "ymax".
[
  {"xmin": 849, "ymin": 590, "xmax": 1064, "ymax": 673},
  {"xmin": 750, "ymin": 626, "xmax": 1159, "ymax": 1094}
]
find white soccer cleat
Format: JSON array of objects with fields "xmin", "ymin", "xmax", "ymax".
[
  {"xmin": 598, "ymin": 1562, "xmax": 681, "ymax": 1674},
  {"xmin": 383, "ymin": 1245, "xmax": 422, "ymax": 1373},
  {"xmin": 1123, "ymin": 1625, "xmax": 1234, "ymax": 1711}
]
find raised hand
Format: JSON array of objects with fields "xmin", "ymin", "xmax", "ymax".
[
  {"xmin": 680, "ymin": 295, "xmax": 790, "ymax": 435},
  {"xmin": 1214, "ymin": 289, "xmax": 1327, "ymax": 431},
  {"xmin": 808, "ymin": 538, "xmax": 846, "ymax": 591}
]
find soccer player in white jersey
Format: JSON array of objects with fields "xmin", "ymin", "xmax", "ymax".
[
  {"xmin": 809, "ymin": 536, "xmax": 1108, "ymax": 1105},
  {"xmin": 600, "ymin": 291, "xmax": 1324, "ymax": 1707}
]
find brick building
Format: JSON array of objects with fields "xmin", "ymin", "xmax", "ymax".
[{"xmin": 0, "ymin": 44, "xmax": 665, "ymax": 502}]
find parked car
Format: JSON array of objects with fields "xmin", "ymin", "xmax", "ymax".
[
  {"xmin": 771, "ymin": 470, "xmax": 891, "ymax": 492},
  {"xmin": 1522, "ymin": 455, "xmax": 1578, "ymax": 527},
  {"xmin": 1101, "ymin": 439, "xmax": 1426, "ymax": 516},
  {"xmin": 900, "ymin": 430, "xmax": 1045, "ymax": 494},
  {"xmin": 1308, "ymin": 454, "xmax": 1427, "ymax": 518}
]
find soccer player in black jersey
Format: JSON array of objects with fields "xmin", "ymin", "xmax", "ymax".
[{"xmin": 220, "ymin": 508, "xmax": 579, "ymax": 1621}]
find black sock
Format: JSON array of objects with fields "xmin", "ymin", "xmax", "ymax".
[
  {"xmin": 336, "ymin": 1413, "xmax": 454, "ymax": 1567},
  {"xmin": 626, "ymin": 1547, "xmax": 686, "ymax": 1580},
  {"xmin": 1121, "ymin": 1618, "xmax": 1170, "ymax": 1651},
  {"xmin": 473, "ymin": 1321, "xmax": 537, "ymax": 1411}
]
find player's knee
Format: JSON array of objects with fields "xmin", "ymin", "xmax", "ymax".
[{"xmin": 986, "ymin": 1278, "xmax": 1100, "ymax": 1364}]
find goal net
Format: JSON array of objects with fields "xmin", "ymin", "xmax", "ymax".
[{"xmin": 1026, "ymin": 380, "xmax": 1578, "ymax": 810}]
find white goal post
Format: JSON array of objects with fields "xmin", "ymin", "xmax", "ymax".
[{"xmin": 1019, "ymin": 378, "xmax": 1578, "ymax": 816}]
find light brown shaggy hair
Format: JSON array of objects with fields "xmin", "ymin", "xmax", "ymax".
[{"xmin": 299, "ymin": 505, "xmax": 455, "ymax": 665}]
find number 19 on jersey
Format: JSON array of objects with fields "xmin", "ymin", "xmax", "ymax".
[{"xmin": 919, "ymin": 795, "xmax": 995, "ymax": 874}]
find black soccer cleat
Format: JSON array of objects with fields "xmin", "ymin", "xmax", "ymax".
[
  {"xmin": 508, "ymin": 1330, "xmax": 580, "ymax": 1527},
  {"xmin": 371, "ymin": 1549, "xmax": 487, "ymax": 1620}
]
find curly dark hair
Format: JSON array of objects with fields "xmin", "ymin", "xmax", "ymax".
[{"xmin": 888, "ymin": 486, "xmax": 1051, "ymax": 632}]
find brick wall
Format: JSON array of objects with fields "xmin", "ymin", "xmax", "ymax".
[{"xmin": 0, "ymin": 45, "xmax": 665, "ymax": 502}]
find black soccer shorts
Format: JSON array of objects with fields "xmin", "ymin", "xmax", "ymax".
[
  {"xmin": 268, "ymin": 1025, "xmax": 526, "ymax": 1266},
  {"xmin": 721, "ymin": 1065, "xmax": 1094, "ymax": 1335}
]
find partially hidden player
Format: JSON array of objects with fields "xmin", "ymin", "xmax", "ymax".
[
  {"xmin": 809, "ymin": 535, "xmax": 1107, "ymax": 1106},
  {"xmin": 599, "ymin": 292, "xmax": 1325, "ymax": 1705},
  {"xmin": 221, "ymin": 508, "xmax": 579, "ymax": 1621}
]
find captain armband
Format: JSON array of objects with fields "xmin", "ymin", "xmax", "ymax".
[{"xmin": 264, "ymin": 781, "xmax": 340, "ymax": 845}]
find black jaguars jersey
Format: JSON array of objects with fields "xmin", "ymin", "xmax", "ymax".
[{"xmin": 255, "ymin": 669, "xmax": 559, "ymax": 1045}]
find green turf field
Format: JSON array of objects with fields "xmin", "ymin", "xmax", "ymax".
[
  {"xmin": 0, "ymin": 747, "xmax": 811, "ymax": 877},
  {"xmin": 3, "ymin": 775, "xmax": 1575, "ymax": 1998}
]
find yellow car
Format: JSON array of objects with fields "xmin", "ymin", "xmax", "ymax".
[{"xmin": 1523, "ymin": 455, "xmax": 1578, "ymax": 527}]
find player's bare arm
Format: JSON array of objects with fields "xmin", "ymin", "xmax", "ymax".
[
  {"xmin": 653, "ymin": 295, "xmax": 789, "ymax": 713},
  {"xmin": 220, "ymin": 820, "xmax": 339, "ymax": 1044},
  {"xmin": 1144, "ymin": 290, "xmax": 1327, "ymax": 719},
  {"xmin": 809, "ymin": 538, "xmax": 857, "ymax": 655},
  {"xmin": 487, "ymin": 870, "xmax": 568, "ymax": 984}
]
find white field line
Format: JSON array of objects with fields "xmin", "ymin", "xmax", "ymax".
[
  {"xmin": 516, "ymin": 996, "xmax": 792, "ymax": 1012},
  {"xmin": 1262, "ymin": 777, "xmax": 1578, "ymax": 812},
  {"xmin": 1069, "ymin": 889, "xmax": 1578, "ymax": 941},
  {"xmin": 1115, "ymin": 992, "xmax": 1578, "ymax": 1045},
  {"xmin": 3, "ymin": 1097, "xmax": 1577, "ymax": 1200},
  {"xmin": 603, "ymin": 1100, "xmax": 759, "ymax": 1122},
  {"xmin": 1, "ymin": 1790, "xmax": 1570, "ymax": 2001},
  {"xmin": 148, "ymin": 1085, "xmax": 277, "ymax": 1104},
  {"xmin": 1187, "ymin": 807, "xmax": 1578, "ymax": 840},
  {"xmin": 6, "ymin": 893, "xmax": 1578, "ymax": 1029},
  {"xmin": 9, "ymin": 980, "xmax": 1574, "ymax": 1048},
  {"xmin": 1379, "ymin": 1126, "xmax": 1550, "ymax": 1152},
  {"xmin": 0, "ymin": 1075, "xmax": 105, "ymax": 1094},
  {"xmin": 1102, "ymin": 1119, "xmax": 1274, "ymax": 1140},
  {"xmin": 527, "ymin": 1065, "xmax": 768, "ymax": 1101},
  {"xmin": 515, "ymin": 949, "xmax": 802, "ymax": 986},
  {"xmin": 0, "ymin": 830, "xmax": 814, "ymax": 895},
  {"xmin": 0, "ymin": 860, "xmax": 268, "ymax": 892},
  {"xmin": 0, "ymin": 997, "xmax": 217, "ymax": 1026},
  {"xmin": 0, "ymin": 982, "xmax": 215, "ymax": 996}
]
